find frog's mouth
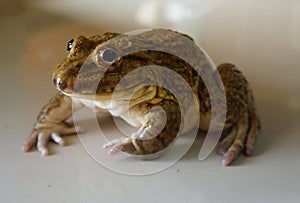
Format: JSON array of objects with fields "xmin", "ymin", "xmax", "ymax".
[
  {"xmin": 72, "ymin": 78, "xmax": 154, "ymax": 101},
  {"xmin": 54, "ymin": 71, "xmax": 154, "ymax": 101}
]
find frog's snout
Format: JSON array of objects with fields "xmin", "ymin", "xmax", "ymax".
[{"xmin": 53, "ymin": 78, "xmax": 67, "ymax": 91}]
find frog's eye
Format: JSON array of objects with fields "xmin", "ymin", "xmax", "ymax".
[
  {"xmin": 67, "ymin": 39, "xmax": 74, "ymax": 52},
  {"xmin": 99, "ymin": 48, "xmax": 118, "ymax": 64}
]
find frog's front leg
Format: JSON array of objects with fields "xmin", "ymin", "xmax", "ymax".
[
  {"xmin": 103, "ymin": 100, "xmax": 181, "ymax": 157},
  {"xmin": 22, "ymin": 93, "xmax": 84, "ymax": 155}
]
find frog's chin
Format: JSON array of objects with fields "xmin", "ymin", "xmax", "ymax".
[
  {"xmin": 59, "ymin": 89, "xmax": 113, "ymax": 100},
  {"xmin": 60, "ymin": 83, "xmax": 155, "ymax": 101},
  {"xmin": 61, "ymin": 91, "xmax": 130, "ymax": 101}
]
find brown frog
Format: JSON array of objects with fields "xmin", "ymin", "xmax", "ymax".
[{"xmin": 22, "ymin": 29, "xmax": 261, "ymax": 166}]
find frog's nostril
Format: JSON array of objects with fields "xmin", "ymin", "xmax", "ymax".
[
  {"xmin": 58, "ymin": 80, "xmax": 67, "ymax": 90},
  {"xmin": 54, "ymin": 78, "xmax": 67, "ymax": 90}
]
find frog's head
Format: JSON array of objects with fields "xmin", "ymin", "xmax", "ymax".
[
  {"xmin": 53, "ymin": 29, "xmax": 195, "ymax": 100},
  {"xmin": 52, "ymin": 33, "xmax": 122, "ymax": 98}
]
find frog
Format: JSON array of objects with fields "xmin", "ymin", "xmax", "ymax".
[{"xmin": 22, "ymin": 29, "xmax": 261, "ymax": 166}]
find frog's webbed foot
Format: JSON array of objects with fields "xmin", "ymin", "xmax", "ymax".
[{"xmin": 22, "ymin": 122, "xmax": 84, "ymax": 156}]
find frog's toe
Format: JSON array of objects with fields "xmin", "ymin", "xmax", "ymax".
[
  {"xmin": 36, "ymin": 131, "xmax": 69, "ymax": 156},
  {"xmin": 217, "ymin": 127, "xmax": 237, "ymax": 155},
  {"xmin": 23, "ymin": 130, "xmax": 55, "ymax": 155},
  {"xmin": 102, "ymin": 137, "xmax": 130, "ymax": 149},
  {"xmin": 22, "ymin": 130, "xmax": 39, "ymax": 153},
  {"xmin": 245, "ymin": 114, "xmax": 261, "ymax": 156},
  {"xmin": 37, "ymin": 132, "xmax": 51, "ymax": 156},
  {"xmin": 103, "ymin": 137, "xmax": 132, "ymax": 154},
  {"xmin": 222, "ymin": 151, "xmax": 238, "ymax": 166},
  {"xmin": 222, "ymin": 143, "xmax": 244, "ymax": 166},
  {"xmin": 221, "ymin": 113, "xmax": 249, "ymax": 166},
  {"xmin": 51, "ymin": 133, "xmax": 67, "ymax": 146}
]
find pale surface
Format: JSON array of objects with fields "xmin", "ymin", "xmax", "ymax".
[{"xmin": 1, "ymin": 3, "xmax": 300, "ymax": 203}]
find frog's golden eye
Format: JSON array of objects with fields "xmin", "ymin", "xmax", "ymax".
[
  {"xmin": 99, "ymin": 48, "xmax": 118, "ymax": 64},
  {"xmin": 67, "ymin": 39, "xmax": 74, "ymax": 52}
]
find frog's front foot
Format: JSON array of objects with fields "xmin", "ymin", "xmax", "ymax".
[
  {"xmin": 22, "ymin": 122, "xmax": 84, "ymax": 156},
  {"xmin": 102, "ymin": 137, "xmax": 135, "ymax": 155}
]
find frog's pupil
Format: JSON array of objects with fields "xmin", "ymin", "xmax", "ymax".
[
  {"xmin": 67, "ymin": 39, "xmax": 74, "ymax": 52},
  {"xmin": 102, "ymin": 49, "xmax": 117, "ymax": 63}
]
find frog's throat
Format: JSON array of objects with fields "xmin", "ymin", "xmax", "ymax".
[{"xmin": 61, "ymin": 84, "xmax": 157, "ymax": 102}]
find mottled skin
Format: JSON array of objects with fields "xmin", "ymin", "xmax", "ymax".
[{"xmin": 23, "ymin": 29, "xmax": 260, "ymax": 166}]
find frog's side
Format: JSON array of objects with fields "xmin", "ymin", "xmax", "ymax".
[{"xmin": 23, "ymin": 29, "xmax": 261, "ymax": 166}]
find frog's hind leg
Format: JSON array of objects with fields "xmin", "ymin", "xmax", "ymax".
[{"xmin": 216, "ymin": 63, "xmax": 261, "ymax": 166}]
